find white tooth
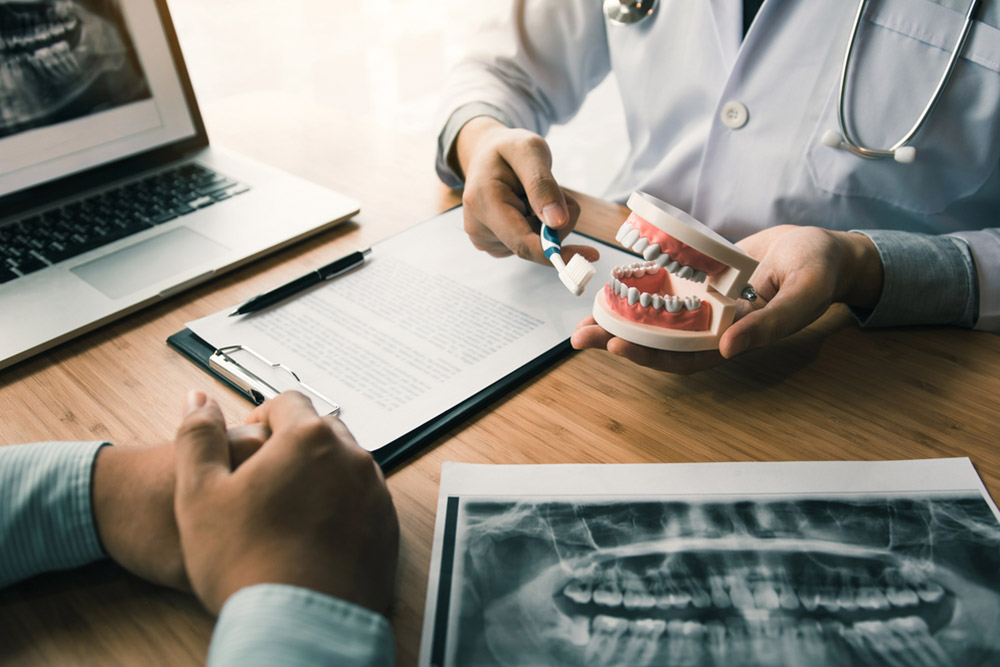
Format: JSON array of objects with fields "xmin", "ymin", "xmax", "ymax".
[
  {"xmin": 665, "ymin": 296, "xmax": 682, "ymax": 313},
  {"xmin": 693, "ymin": 270, "xmax": 707, "ymax": 283},
  {"xmin": 563, "ymin": 579, "xmax": 593, "ymax": 605},
  {"xmin": 672, "ymin": 588, "xmax": 692, "ymax": 608},
  {"xmin": 778, "ymin": 585, "xmax": 799, "ymax": 610},
  {"xmin": 709, "ymin": 575, "xmax": 731, "ymax": 608},
  {"xmin": 677, "ymin": 265, "xmax": 694, "ymax": 279},
  {"xmin": 817, "ymin": 588, "xmax": 840, "ymax": 612},
  {"xmin": 621, "ymin": 572, "xmax": 656, "ymax": 610},
  {"xmin": 632, "ymin": 237, "xmax": 650, "ymax": 253},
  {"xmin": 889, "ymin": 616, "xmax": 952, "ymax": 665},
  {"xmin": 729, "ymin": 583, "xmax": 754, "ymax": 609},
  {"xmin": 593, "ymin": 578, "xmax": 623, "ymax": 607},
  {"xmin": 888, "ymin": 616, "xmax": 928, "ymax": 633},
  {"xmin": 622, "ymin": 267, "xmax": 633, "ymax": 278},
  {"xmin": 643, "ymin": 244, "xmax": 661, "ymax": 260},
  {"xmin": 915, "ymin": 581, "xmax": 945, "ymax": 604},
  {"xmin": 616, "ymin": 222, "xmax": 632, "ymax": 243},
  {"xmin": 752, "ymin": 583, "xmax": 780, "ymax": 610},
  {"xmin": 618, "ymin": 282, "xmax": 628, "ymax": 298},
  {"xmin": 623, "ymin": 229, "xmax": 640, "ymax": 247},
  {"xmin": 855, "ymin": 587, "xmax": 888, "ymax": 610},
  {"xmin": 655, "ymin": 253, "xmax": 671, "ymax": 268},
  {"xmin": 705, "ymin": 622, "xmax": 729, "ymax": 663},
  {"xmin": 798, "ymin": 590, "xmax": 820, "ymax": 612},
  {"xmin": 666, "ymin": 261, "xmax": 681, "ymax": 274},
  {"xmin": 836, "ymin": 587, "xmax": 858, "ymax": 612},
  {"xmin": 886, "ymin": 586, "xmax": 919, "ymax": 607},
  {"xmin": 586, "ymin": 615, "xmax": 629, "ymax": 665},
  {"xmin": 683, "ymin": 296, "xmax": 701, "ymax": 311},
  {"xmin": 632, "ymin": 266, "xmax": 647, "ymax": 278},
  {"xmin": 639, "ymin": 293, "xmax": 651, "ymax": 308},
  {"xmin": 568, "ymin": 615, "xmax": 591, "ymax": 646},
  {"xmin": 627, "ymin": 286, "xmax": 640, "ymax": 306},
  {"xmin": 612, "ymin": 278, "xmax": 621, "ymax": 293},
  {"xmin": 622, "ymin": 618, "xmax": 666, "ymax": 666},
  {"xmin": 690, "ymin": 582, "xmax": 712, "ymax": 609},
  {"xmin": 651, "ymin": 295, "xmax": 664, "ymax": 310}
]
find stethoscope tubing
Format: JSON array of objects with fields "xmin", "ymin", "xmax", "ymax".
[{"xmin": 835, "ymin": 0, "xmax": 981, "ymax": 160}]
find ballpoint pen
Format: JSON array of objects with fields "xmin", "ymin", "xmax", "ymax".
[{"xmin": 229, "ymin": 247, "xmax": 371, "ymax": 316}]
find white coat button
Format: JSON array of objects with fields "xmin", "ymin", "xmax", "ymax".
[{"xmin": 720, "ymin": 101, "xmax": 749, "ymax": 129}]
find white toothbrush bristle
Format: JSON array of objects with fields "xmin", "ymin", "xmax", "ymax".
[{"xmin": 563, "ymin": 254, "xmax": 596, "ymax": 292}]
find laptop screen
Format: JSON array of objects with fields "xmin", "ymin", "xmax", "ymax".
[{"xmin": 0, "ymin": 0, "xmax": 198, "ymax": 198}]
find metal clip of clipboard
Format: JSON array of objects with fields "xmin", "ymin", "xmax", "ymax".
[{"xmin": 209, "ymin": 344, "xmax": 340, "ymax": 415}]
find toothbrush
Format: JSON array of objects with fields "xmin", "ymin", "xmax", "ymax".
[{"xmin": 540, "ymin": 223, "xmax": 596, "ymax": 296}]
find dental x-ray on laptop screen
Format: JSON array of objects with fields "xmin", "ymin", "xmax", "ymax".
[{"xmin": 0, "ymin": 0, "xmax": 359, "ymax": 370}]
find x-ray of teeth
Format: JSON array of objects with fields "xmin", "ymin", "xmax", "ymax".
[
  {"xmin": 0, "ymin": 0, "xmax": 150, "ymax": 138},
  {"xmin": 438, "ymin": 495, "xmax": 1000, "ymax": 666}
]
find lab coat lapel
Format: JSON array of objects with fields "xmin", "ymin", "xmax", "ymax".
[{"xmin": 706, "ymin": 0, "xmax": 742, "ymax": 68}]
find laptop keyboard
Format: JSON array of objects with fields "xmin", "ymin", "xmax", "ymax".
[{"xmin": 0, "ymin": 163, "xmax": 249, "ymax": 285}]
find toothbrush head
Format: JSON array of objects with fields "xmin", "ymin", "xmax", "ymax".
[{"xmin": 558, "ymin": 253, "xmax": 596, "ymax": 296}]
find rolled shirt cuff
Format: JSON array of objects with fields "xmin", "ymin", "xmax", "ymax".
[
  {"xmin": 849, "ymin": 230, "xmax": 977, "ymax": 329},
  {"xmin": 0, "ymin": 441, "xmax": 108, "ymax": 588},
  {"xmin": 209, "ymin": 583, "xmax": 395, "ymax": 667},
  {"xmin": 435, "ymin": 102, "xmax": 513, "ymax": 189}
]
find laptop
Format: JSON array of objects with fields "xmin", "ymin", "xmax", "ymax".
[{"xmin": 0, "ymin": 0, "xmax": 360, "ymax": 370}]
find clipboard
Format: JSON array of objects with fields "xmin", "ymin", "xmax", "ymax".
[
  {"xmin": 167, "ymin": 327, "xmax": 571, "ymax": 470},
  {"xmin": 168, "ymin": 206, "xmax": 636, "ymax": 472}
]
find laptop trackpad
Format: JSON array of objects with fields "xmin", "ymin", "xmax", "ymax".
[{"xmin": 71, "ymin": 227, "xmax": 228, "ymax": 300}]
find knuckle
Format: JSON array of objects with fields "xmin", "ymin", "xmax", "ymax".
[
  {"xmin": 520, "ymin": 133, "xmax": 551, "ymax": 159},
  {"xmin": 179, "ymin": 413, "xmax": 219, "ymax": 439},
  {"xmin": 289, "ymin": 416, "xmax": 335, "ymax": 445},
  {"xmin": 510, "ymin": 239, "xmax": 535, "ymax": 261}
]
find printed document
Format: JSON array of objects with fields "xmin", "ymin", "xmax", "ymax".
[{"xmin": 186, "ymin": 207, "xmax": 637, "ymax": 451}]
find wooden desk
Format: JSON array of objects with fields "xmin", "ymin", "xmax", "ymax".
[{"xmin": 4, "ymin": 4, "xmax": 1000, "ymax": 666}]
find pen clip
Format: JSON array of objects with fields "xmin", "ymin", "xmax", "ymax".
[{"xmin": 209, "ymin": 344, "xmax": 340, "ymax": 415}]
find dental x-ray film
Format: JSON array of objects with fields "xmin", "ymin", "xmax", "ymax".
[
  {"xmin": 420, "ymin": 459, "xmax": 1000, "ymax": 666},
  {"xmin": 0, "ymin": 0, "xmax": 151, "ymax": 139}
]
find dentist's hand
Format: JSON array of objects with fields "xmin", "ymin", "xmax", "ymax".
[
  {"xmin": 571, "ymin": 226, "xmax": 882, "ymax": 373},
  {"xmin": 174, "ymin": 391, "xmax": 399, "ymax": 616},
  {"xmin": 454, "ymin": 116, "xmax": 598, "ymax": 265}
]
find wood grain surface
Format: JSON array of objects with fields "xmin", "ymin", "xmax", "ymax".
[{"xmin": 3, "ymin": 2, "xmax": 1000, "ymax": 665}]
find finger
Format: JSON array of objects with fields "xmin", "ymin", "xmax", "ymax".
[
  {"xmin": 464, "ymin": 193, "xmax": 549, "ymax": 264},
  {"xmin": 720, "ymin": 277, "xmax": 831, "ymax": 358},
  {"xmin": 237, "ymin": 394, "xmax": 335, "ymax": 479},
  {"xmin": 560, "ymin": 244, "xmax": 600, "ymax": 264},
  {"xmin": 497, "ymin": 137, "xmax": 568, "ymax": 229},
  {"xmin": 175, "ymin": 391, "xmax": 230, "ymax": 495},
  {"xmin": 227, "ymin": 423, "xmax": 270, "ymax": 467},
  {"xmin": 571, "ymin": 322, "xmax": 615, "ymax": 350}
]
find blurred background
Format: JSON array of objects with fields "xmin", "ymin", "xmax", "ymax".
[{"xmin": 167, "ymin": 0, "xmax": 628, "ymax": 199}]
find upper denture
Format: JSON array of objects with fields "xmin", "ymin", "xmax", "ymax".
[{"xmin": 618, "ymin": 212, "xmax": 728, "ymax": 277}]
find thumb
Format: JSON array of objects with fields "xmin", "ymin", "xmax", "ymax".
[
  {"xmin": 175, "ymin": 390, "xmax": 230, "ymax": 497},
  {"xmin": 720, "ymin": 281, "xmax": 830, "ymax": 358},
  {"xmin": 499, "ymin": 138, "xmax": 568, "ymax": 229}
]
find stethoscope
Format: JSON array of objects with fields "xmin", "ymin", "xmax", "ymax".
[
  {"xmin": 605, "ymin": 0, "xmax": 983, "ymax": 165},
  {"xmin": 822, "ymin": 0, "xmax": 982, "ymax": 163}
]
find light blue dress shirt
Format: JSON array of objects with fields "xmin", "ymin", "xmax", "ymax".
[{"xmin": 0, "ymin": 441, "xmax": 394, "ymax": 666}]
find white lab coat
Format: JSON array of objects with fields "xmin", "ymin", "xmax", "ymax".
[{"xmin": 440, "ymin": 0, "xmax": 1000, "ymax": 330}]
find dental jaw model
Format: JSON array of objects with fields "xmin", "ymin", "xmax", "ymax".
[{"xmin": 592, "ymin": 192, "xmax": 758, "ymax": 352}]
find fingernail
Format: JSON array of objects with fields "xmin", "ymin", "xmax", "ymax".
[
  {"xmin": 541, "ymin": 203, "xmax": 566, "ymax": 227},
  {"xmin": 185, "ymin": 390, "xmax": 207, "ymax": 415}
]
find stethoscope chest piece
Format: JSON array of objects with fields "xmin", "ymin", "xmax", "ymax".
[{"xmin": 604, "ymin": 0, "xmax": 657, "ymax": 26}]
